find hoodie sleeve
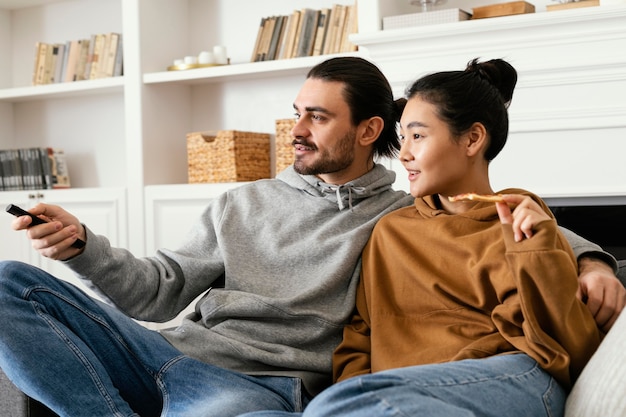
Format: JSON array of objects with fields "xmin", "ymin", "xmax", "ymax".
[
  {"xmin": 559, "ymin": 226, "xmax": 618, "ymax": 274},
  {"xmin": 63, "ymin": 192, "xmax": 230, "ymax": 323},
  {"xmin": 499, "ymin": 219, "xmax": 601, "ymax": 389}
]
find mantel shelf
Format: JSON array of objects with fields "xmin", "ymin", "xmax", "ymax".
[
  {"xmin": 143, "ymin": 52, "xmax": 362, "ymax": 85},
  {"xmin": 353, "ymin": 4, "xmax": 626, "ymax": 49},
  {"xmin": 0, "ymin": 77, "xmax": 124, "ymax": 103}
]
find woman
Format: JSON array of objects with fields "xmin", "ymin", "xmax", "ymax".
[{"xmin": 246, "ymin": 58, "xmax": 601, "ymax": 417}]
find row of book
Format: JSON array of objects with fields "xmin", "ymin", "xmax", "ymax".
[
  {"xmin": 0, "ymin": 148, "xmax": 71, "ymax": 191},
  {"xmin": 32, "ymin": 32, "xmax": 123, "ymax": 86},
  {"xmin": 251, "ymin": 3, "xmax": 358, "ymax": 62}
]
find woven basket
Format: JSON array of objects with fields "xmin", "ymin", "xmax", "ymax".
[
  {"xmin": 186, "ymin": 130, "xmax": 271, "ymax": 183},
  {"xmin": 275, "ymin": 118, "xmax": 295, "ymax": 174}
]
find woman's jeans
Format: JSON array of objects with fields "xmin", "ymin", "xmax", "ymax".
[
  {"xmin": 243, "ymin": 353, "xmax": 566, "ymax": 417},
  {"xmin": 0, "ymin": 261, "xmax": 308, "ymax": 417}
]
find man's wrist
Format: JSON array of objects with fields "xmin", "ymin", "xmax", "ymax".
[{"xmin": 578, "ymin": 253, "xmax": 618, "ymax": 275}]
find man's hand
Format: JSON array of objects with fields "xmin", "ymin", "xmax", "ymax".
[
  {"xmin": 577, "ymin": 256, "xmax": 626, "ymax": 333},
  {"xmin": 11, "ymin": 203, "xmax": 86, "ymax": 261}
]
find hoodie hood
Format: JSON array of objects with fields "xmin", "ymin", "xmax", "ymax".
[
  {"xmin": 415, "ymin": 188, "xmax": 545, "ymax": 221},
  {"xmin": 276, "ymin": 164, "xmax": 399, "ymax": 210}
]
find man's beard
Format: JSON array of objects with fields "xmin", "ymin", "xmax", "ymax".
[{"xmin": 293, "ymin": 129, "xmax": 356, "ymax": 176}]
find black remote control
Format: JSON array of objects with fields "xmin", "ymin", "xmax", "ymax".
[{"xmin": 5, "ymin": 204, "xmax": 86, "ymax": 249}]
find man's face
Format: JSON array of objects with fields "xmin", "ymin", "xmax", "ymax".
[{"xmin": 291, "ymin": 78, "xmax": 359, "ymax": 183}]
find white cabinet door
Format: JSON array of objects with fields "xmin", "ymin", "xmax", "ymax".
[
  {"xmin": 0, "ymin": 188, "xmax": 127, "ymax": 300},
  {"xmin": 0, "ymin": 191, "xmax": 38, "ymax": 265}
]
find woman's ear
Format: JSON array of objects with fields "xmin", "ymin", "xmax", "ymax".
[
  {"xmin": 466, "ymin": 122, "xmax": 488, "ymax": 157},
  {"xmin": 358, "ymin": 116, "xmax": 384, "ymax": 147}
]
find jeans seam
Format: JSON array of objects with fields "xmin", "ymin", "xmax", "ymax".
[
  {"xmin": 399, "ymin": 360, "xmax": 542, "ymax": 389},
  {"xmin": 32, "ymin": 298, "xmax": 129, "ymax": 417},
  {"xmin": 154, "ymin": 355, "xmax": 188, "ymax": 415}
]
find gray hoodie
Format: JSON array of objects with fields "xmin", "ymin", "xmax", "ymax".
[{"xmin": 67, "ymin": 164, "xmax": 414, "ymax": 395}]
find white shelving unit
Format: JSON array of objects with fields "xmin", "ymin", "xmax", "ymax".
[{"xmin": 1, "ymin": 0, "xmax": 625, "ymax": 267}]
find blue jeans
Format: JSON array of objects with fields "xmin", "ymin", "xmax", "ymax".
[
  {"xmin": 243, "ymin": 354, "xmax": 566, "ymax": 417},
  {"xmin": 0, "ymin": 261, "xmax": 309, "ymax": 417}
]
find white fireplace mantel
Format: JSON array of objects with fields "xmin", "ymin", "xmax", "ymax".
[{"xmin": 352, "ymin": 5, "xmax": 626, "ymax": 199}]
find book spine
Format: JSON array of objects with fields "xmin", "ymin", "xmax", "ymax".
[{"xmin": 113, "ymin": 34, "xmax": 124, "ymax": 76}]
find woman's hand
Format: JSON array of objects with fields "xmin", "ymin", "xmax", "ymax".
[{"xmin": 495, "ymin": 194, "xmax": 551, "ymax": 242}]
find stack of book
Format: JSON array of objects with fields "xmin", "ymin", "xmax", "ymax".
[
  {"xmin": 0, "ymin": 148, "xmax": 71, "ymax": 191},
  {"xmin": 250, "ymin": 4, "xmax": 358, "ymax": 62},
  {"xmin": 32, "ymin": 32, "xmax": 123, "ymax": 85}
]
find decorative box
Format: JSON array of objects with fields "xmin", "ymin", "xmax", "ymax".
[
  {"xmin": 274, "ymin": 118, "xmax": 296, "ymax": 174},
  {"xmin": 383, "ymin": 8, "xmax": 472, "ymax": 30},
  {"xmin": 186, "ymin": 130, "xmax": 271, "ymax": 183}
]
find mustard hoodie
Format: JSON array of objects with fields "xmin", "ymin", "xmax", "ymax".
[{"xmin": 334, "ymin": 189, "xmax": 601, "ymax": 390}]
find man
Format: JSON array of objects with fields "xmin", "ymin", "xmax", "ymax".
[{"xmin": 0, "ymin": 57, "xmax": 622, "ymax": 417}]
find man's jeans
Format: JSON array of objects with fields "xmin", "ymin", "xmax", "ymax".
[
  {"xmin": 0, "ymin": 261, "xmax": 308, "ymax": 417},
  {"xmin": 243, "ymin": 353, "xmax": 566, "ymax": 417}
]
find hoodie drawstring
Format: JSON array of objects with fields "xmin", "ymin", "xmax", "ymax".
[{"xmin": 319, "ymin": 183, "xmax": 368, "ymax": 211}]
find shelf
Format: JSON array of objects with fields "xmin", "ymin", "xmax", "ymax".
[
  {"xmin": 0, "ymin": 77, "xmax": 124, "ymax": 103},
  {"xmin": 143, "ymin": 52, "xmax": 363, "ymax": 85},
  {"xmin": 352, "ymin": 3, "xmax": 626, "ymax": 48}
]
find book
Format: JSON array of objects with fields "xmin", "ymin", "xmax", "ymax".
[
  {"xmin": 88, "ymin": 33, "xmax": 105, "ymax": 79},
  {"xmin": 312, "ymin": 8, "xmax": 331, "ymax": 56},
  {"xmin": 339, "ymin": 4, "xmax": 358, "ymax": 53},
  {"xmin": 47, "ymin": 148, "xmax": 71, "ymax": 188},
  {"xmin": 97, "ymin": 33, "xmax": 112, "ymax": 78},
  {"xmin": 58, "ymin": 40, "xmax": 71, "ymax": 83},
  {"xmin": 273, "ymin": 15, "xmax": 289, "ymax": 60},
  {"xmin": 34, "ymin": 42, "xmax": 49, "ymax": 85},
  {"xmin": 256, "ymin": 16, "xmax": 276, "ymax": 61},
  {"xmin": 323, "ymin": 4, "xmax": 345, "ymax": 55},
  {"xmin": 279, "ymin": 10, "xmax": 301, "ymax": 60},
  {"xmin": 63, "ymin": 39, "xmax": 82, "ymax": 82},
  {"xmin": 100, "ymin": 32, "xmax": 120, "ymax": 78},
  {"xmin": 250, "ymin": 17, "xmax": 267, "ymax": 62},
  {"xmin": 83, "ymin": 34, "xmax": 97, "ymax": 80},
  {"xmin": 46, "ymin": 43, "xmax": 62, "ymax": 83},
  {"xmin": 0, "ymin": 150, "xmax": 7, "ymax": 190},
  {"xmin": 267, "ymin": 15, "xmax": 286, "ymax": 61},
  {"xmin": 37, "ymin": 148, "xmax": 52, "ymax": 189},
  {"xmin": 330, "ymin": 5, "xmax": 348, "ymax": 54},
  {"xmin": 295, "ymin": 8, "xmax": 320, "ymax": 58},
  {"xmin": 9, "ymin": 149, "xmax": 23, "ymax": 190},
  {"xmin": 291, "ymin": 10, "xmax": 307, "ymax": 58},
  {"xmin": 113, "ymin": 34, "xmax": 124, "ymax": 76},
  {"xmin": 53, "ymin": 43, "xmax": 66, "ymax": 83},
  {"xmin": 32, "ymin": 42, "xmax": 43, "ymax": 85}
]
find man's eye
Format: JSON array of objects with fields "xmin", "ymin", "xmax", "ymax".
[{"xmin": 294, "ymin": 113, "xmax": 301, "ymax": 120}]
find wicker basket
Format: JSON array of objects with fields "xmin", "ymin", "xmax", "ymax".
[
  {"xmin": 275, "ymin": 118, "xmax": 296, "ymax": 174},
  {"xmin": 186, "ymin": 130, "xmax": 271, "ymax": 183}
]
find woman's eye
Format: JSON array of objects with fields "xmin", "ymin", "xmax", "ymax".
[{"xmin": 412, "ymin": 133, "xmax": 422, "ymax": 140}]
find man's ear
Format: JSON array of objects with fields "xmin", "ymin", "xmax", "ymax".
[
  {"xmin": 466, "ymin": 122, "xmax": 488, "ymax": 157},
  {"xmin": 358, "ymin": 116, "xmax": 384, "ymax": 147}
]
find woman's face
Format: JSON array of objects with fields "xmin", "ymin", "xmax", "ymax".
[{"xmin": 398, "ymin": 96, "xmax": 472, "ymax": 199}]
